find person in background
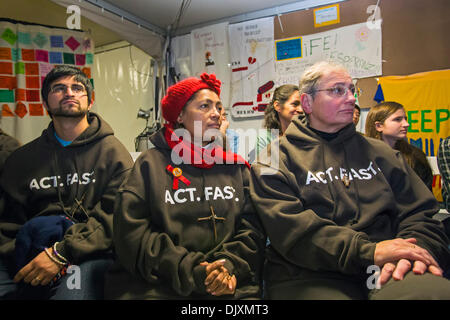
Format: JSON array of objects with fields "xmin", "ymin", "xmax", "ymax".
[
  {"xmin": 105, "ymin": 73, "xmax": 265, "ymax": 300},
  {"xmin": 438, "ymin": 136, "xmax": 450, "ymax": 212},
  {"xmin": 365, "ymin": 101, "xmax": 433, "ymax": 190},
  {"xmin": 250, "ymin": 60, "xmax": 450, "ymax": 300},
  {"xmin": 353, "ymin": 104, "xmax": 361, "ymax": 126},
  {"xmin": 219, "ymin": 109, "xmax": 239, "ymax": 154},
  {"xmin": 0, "ymin": 128, "xmax": 20, "ymax": 175},
  {"xmin": 0, "ymin": 65, "xmax": 133, "ymax": 300},
  {"xmin": 254, "ymin": 84, "xmax": 303, "ymax": 158}
]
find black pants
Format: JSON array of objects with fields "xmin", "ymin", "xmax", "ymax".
[{"xmin": 266, "ymin": 271, "xmax": 450, "ymax": 300}]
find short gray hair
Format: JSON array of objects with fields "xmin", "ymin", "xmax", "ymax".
[{"xmin": 299, "ymin": 60, "xmax": 349, "ymax": 98}]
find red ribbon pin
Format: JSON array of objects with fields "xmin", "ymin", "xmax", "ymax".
[{"xmin": 166, "ymin": 165, "xmax": 191, "ymax": 190}]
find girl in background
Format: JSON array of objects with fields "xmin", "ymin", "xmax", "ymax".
[{"xmin": 365, "ymin": 101, "xmax": 433, "ymax": 190}]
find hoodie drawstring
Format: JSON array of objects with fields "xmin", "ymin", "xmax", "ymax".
[{"xmin": 53, "ymin": 149, "xmax": 90, "ymax": 223}]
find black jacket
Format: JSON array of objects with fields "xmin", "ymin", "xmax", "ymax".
[{"xmin": 0, "ymin": 112, "xmax": 133, "ymax": 264}]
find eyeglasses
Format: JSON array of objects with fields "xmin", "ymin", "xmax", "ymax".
[
  {"xmin": 50, "ymin": 84, "xmax": 86, "ymax": 95},
  {"xmin": 313, "ymin": 84, "xmax": 356, "ymax": 98}
]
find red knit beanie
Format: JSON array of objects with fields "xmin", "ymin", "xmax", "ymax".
[{"xmin": 161, "ymin": 73, "xmax": 221, "ymax": 124}]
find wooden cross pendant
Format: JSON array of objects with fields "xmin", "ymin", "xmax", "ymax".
[{"xmin": 197, "ymin": 205, "xmax": 226, "ymax": 241}]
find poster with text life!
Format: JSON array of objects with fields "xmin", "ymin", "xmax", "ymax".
[
  {"xmin": 229, "ymin": 17, "xmax": 276, "ymax": 119},
  {"xmin": 275, "ymin": 20, "xmax": 382, "ymax": 86}
]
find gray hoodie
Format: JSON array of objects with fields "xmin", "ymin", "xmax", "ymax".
[{"xmin": 250, "ymin": 116, "xmax": 449, "ymax": 283}]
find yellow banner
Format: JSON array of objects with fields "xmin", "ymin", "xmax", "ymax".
[
  {"xmin": 378, "ymin": 69, "xmax": 450, "ymax": 157},
  {"xmin": 378, "ymin": 69, "xmax": 450, "ymax": 202}
]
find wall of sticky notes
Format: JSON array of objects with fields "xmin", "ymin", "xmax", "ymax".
[{"xmin": 0, "ymin": 18, "xmax": 94, "ymax": 144}]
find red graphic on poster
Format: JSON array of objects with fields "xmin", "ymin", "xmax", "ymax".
[{"xmin": 232, "ymin": 80, "xmax": 274, "ymax": 114}]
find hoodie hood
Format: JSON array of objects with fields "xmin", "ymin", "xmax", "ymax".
[
  {"xmin": 285, "ymin": 115, "xmax": 356, "ymax": 146},
  {"xmin": 43, "ymin": 112, "xmax": 114, "ymax": 148}
]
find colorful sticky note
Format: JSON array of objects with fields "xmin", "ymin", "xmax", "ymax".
[
  {"xmin": 33, "ymin": 32, "xmax": 48, "ymax": 48},
  {"xmin": 75, "ymin": 54, "xmax": 85, "ymax": 66},
  {"xmin": 15, "ymin": 101, "xmax": 27, "ymax": 118},
  {"xmin": 65, "ymin": 36, "xmax": 80, "ymax": 51},
  {"xmin": 49, "ymin": 52, "xmax": 63, "ymax": 64},
  {"xmin": 0, "ymin": 76, "xmax": 16, "ymax": 90},
  {"xmin": 50, "ymin": 35, "xmax": 64, "ymax": 48},
  {"xmin": 63, "ymin": 52, "xmax": 75, "ymax": 65},
  {"xmin": 26, "ymin": 90, "xmax": 40, "ymax": 102},
  {"xmin": 83, "ymin": 39, "xmax": 92, "ymax": 50},
  {"xmin": 0, "ymin": 62, "xmax": 13, "ymax": 75},
  {"xmin": 85, "ymin": 53, "xmax": 93, "ymax": 64},
  {"xmin": 2, "ymin": 104, "xmax": 14, "ymax": 117},
  {"xmin": 1, "ymin": 28, "xmax": 17, "ymax": 46},
  {"xmin": 15, "ymin": 62, "xmax": 25, "ymax": 75},
  {"xmin": 21, "ymin": 49, "xmax": 35, "ymax": 61},
  {"xmin": 82, "ymin": 67, "xmax": 91, "ymax": 78},
  {"xmin": 29, "ymin": 103, "xmax": 44, "ymax": 116},
  {"xmin": 15, "ymin": 88, "xmax": 26, "ymax": 101},
  {"xmin": 18, "ymin": 32, "xmax": 32, "ymax": 45},
  {"xmin": 35, "ymin": 50, "xmax": 49, "ymax": 63},
  {"xmin": 0, "ymin": 90, "xmax": 14, "ymax": 103},
  {"xmin": 26, "ymin": 76, "xmax": 40, "ymax": 89},
  {"xmin": 39, "ymin": 63, "xmax": 54, "ymax": 77},
  {"xmin": 0, "ymin": 47, "xmax": 12, "ymax": 60},
  {"xmin": 25, "ymin": 63, "xmax": 39, "ymax": 75},
  {"xmin": 11, "ymin": 48, "xmax": 21, "ymax": 62}
]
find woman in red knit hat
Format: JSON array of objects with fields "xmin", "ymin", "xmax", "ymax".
[{"xmin": 105, "ymin": 73, "xmax": 265, "ymax": 300}]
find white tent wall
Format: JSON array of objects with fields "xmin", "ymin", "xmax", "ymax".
[{"xmin": 93, "ymin": 41, "xmax": 154, "ymax": 152}]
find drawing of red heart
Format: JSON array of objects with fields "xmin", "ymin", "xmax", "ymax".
[{"xmin": 248, "ymin": 57, "xmax": 256, "ymax": 64}]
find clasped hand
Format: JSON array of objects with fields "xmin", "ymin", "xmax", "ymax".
[
  {"xmin": 374, "ymin": 237, "xmax": 443, "ymax": 286},
  {"xmin": 13, "ymin": 250, "xmax": 62, "ymax": 287},
  {"xmin": 199, "ymin": 259, "xmax": 236, "ymax": 296}
]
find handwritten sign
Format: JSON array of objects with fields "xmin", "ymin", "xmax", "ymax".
[
  {"xmin": 229, "ymin": 17, "xmax": 276, "ymax": 118},
  {"xmin": 276, "ymin": 21, "xmax": 382, "ymax": 85},
  {"xmin": 191, "ymin": 22, "xmax": 231, "ymax": 108}
]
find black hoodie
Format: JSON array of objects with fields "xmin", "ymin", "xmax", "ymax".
[
  {"xmin": 0, "ymin": 112, "xmax": 133, "ymax": 264},
  {"xmin": 250, "ymin": 116, "xmax": 449, "ymax": 283},
  {"xmin": 104, "ymin": 128, "xmax": 265, "ymax": 299}
]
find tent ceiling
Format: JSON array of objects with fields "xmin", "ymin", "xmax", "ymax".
[
  {"xmin": 76, "ymin": 0, "xmax": 342, "ymax": 58},
  {"xmin": 5, "ymin": 0, "xmax": 343, "ymax": 59},
  {"xmin": 102, "ymin": 0, "xmax": 307, "ymax": 35}
]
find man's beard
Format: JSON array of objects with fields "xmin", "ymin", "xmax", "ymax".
[{"xmin": 48, "ymin": 100, "xmax": 88, "ymax": 118}]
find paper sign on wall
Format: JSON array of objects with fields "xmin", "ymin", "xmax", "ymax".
[
  {"xmin": 229, "ymin": 17, "xmax": 276, "ymax": 118},
  {"xmin": 0, "ymin": 19, "xmax": 94, "ymax": 144},
  {"xmin": 276, "ymin": 20, "xmax": 382, "ymax": 86},
  {"xmin": 314, "ymin": 4, "xmax": 340, "ymax": 28},
  {"xmin": 191, "ymin": 22, "xmax": 230, "ymax": 108}
]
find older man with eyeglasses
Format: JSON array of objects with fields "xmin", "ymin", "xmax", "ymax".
[
  {"xmin": 0, "ymin": 65, "xmax": 133, "ymax": 300},
  {"xmin": 250, "ymin": 60, "xmax": 450, "ymax": 300}
]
